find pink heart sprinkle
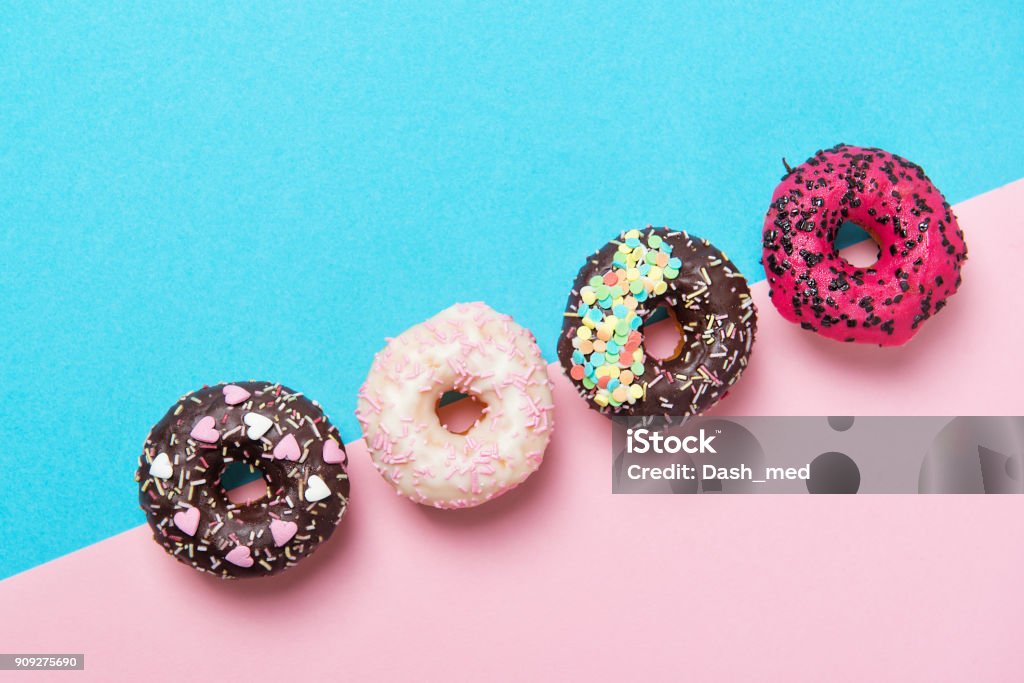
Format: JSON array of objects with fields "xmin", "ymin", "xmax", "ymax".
[
  {"xmin": 269, "ymin": 519, "xmax": 298, "ymax": 547},
  {"xmin": 222, "ymin": 384, "xmax": 251, "ymax": 406},
  {"xmin": 172, "ymin": 507, "xmax": 200, "ymax": 536},
  {"xmin": 323, "ymin": 439, "xmax": 346, "ymax": 465},
  {"xmin": 224, "ymin": 545, "xmax": 254, "ymax": 568},
  {"xmin": 273, "ymin": 434, "xmax": 300, "ymax": 461},
  {"xmin": 190, "ymin": 416, "xmax": 220, "ymax": 444}
]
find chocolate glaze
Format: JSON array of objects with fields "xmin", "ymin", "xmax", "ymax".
[
  {"xmin": 136, "ymin": 382, "xmax": 349, "ymax": 579},
  {"xmin": 558, "ymin": 227, "xmax": 757, "ymax": 418}
]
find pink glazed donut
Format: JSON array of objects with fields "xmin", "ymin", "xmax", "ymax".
[
  {"xmin": 762, "ymin": 144, "xmax": 968, "ymax": 345},
  {"xmin": 356, "ymin": 302, "xmax": 555, "ymax": 509}
]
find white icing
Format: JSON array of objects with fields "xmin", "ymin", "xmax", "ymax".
[{"xmin": 356, "ymin": 302, "xmax": 554, "ymax": 508}]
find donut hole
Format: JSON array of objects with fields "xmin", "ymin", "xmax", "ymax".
[
  {"xmin": 642, "ymin": 305, "xmax": 685, "ymax": 361},
  {"xmin": 835, "ymin": 221, "xmax": 882, "ymax": 268},
  {"xmin": 221, "ymin": 460, "xmax": 270, "ymax": 505},
  {"xmin": 436, "ymin": 390, "xmax": 487, "ymax": 435}
]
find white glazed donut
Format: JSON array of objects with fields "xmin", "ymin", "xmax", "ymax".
[{"xmin": 356, "ymin": 302, "xmax": 555, "ymax": 508}]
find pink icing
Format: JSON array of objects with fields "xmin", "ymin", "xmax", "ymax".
[{"xmin": 762, "ymin": 144, "xmax": 968, "ymax": 346}]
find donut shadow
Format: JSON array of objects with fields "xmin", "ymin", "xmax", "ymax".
[
  {"xmin": 789, "ymin": 274, "xmax": 974, "ymax": 374},
  {"xmin": 412, "ymin": 445, "xmax": 560, "ymax": 530},
  {"xmin": 178, "ymin": 500, "xmax": 361, "ymax": 601}
]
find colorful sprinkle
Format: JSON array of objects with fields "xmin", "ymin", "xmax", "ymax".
[
  {"xmin": 222, "ymin": 384, "xmax": 252, "ymax": 406},
  {"xmin": 189, "ymin": 416, "xmax": 220, "ymax": 444},
  {"xmin": 303, "ymin": 475, "xmax": 331, "ymax": 502},
  {"xmin": 224, "ymin": 545, "xmax": 254, "ymax": 568},
  {"xmin": 567, "ymin": 229, "xmax": 681, "ymax": 407},
  {"xmin": 272, "ymin": 433, "xmax": 301, "ymax": 461},
  {"xmin": 269, "ymin": 519, "xmax": 298, "ymax": 547},
  {"xmin": 243, "ymin": 412, "xmax": 274, "ymax": 440},
  {"xmin": 172, "ymin": 506, "xmax": 200, "ymax": 536},
  {"xmin": 148, "ymin": 452, "xmax": 173, "ymax": 479},
  {"xmin": 322, "ymin": 439, "xmax": 346, "ymax": 465}
]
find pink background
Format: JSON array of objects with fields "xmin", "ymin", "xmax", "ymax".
[{"xmin": 2, "ymin": 180, "xmax": 1022, "ymax": 681}]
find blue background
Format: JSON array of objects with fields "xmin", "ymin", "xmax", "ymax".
[{"xmin": 2, "ymin": 2, "xmax": 1022, "ymax": 579}]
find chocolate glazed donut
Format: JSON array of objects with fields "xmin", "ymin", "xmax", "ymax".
[
  {"xmin": 558, "ymin": 227, "xmax": 756, "ymax": 418},
  {"xmin": 136, "ymin": 382, "xmax": 349, "ymax": 579}
]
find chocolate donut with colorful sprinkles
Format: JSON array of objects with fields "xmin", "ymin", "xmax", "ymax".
[
  {"xmin": 136, "ymin": 381, "xmax": 349, "ymax": 579},
  {"xmin": 558, "ymin": 227, "xmax": 757, "ymax": 418}
]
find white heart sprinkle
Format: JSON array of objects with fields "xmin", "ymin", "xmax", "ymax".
[
  {"xmin": 243, "ymin": 413, "xmax": 274, "ymax": 440},
  {"xmin": 304, "ymin": 475, "xmax": 330, "ymax": 502},
  {"xmin": 149, "ymin": 452, "xmax": 173, "ymax": 479}
]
